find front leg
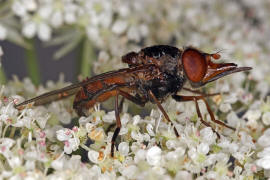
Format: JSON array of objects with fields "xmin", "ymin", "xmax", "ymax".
[
  {"xmin": 183, "ymin": 87, "xmax": 228, "ymax": 97},
  {"xmin": 172, "ymin": 94, "xmax": 235, "ymax": 133}
]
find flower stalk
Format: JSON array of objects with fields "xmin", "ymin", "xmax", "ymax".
[
  {"xmin": 0, "ymin": 66, "xmax": 6, "ymax": 84},
  {"xmin": 78, "ymin": 38, "xmax": 96, "ymax": 78},
  {"xmin": 25, "ymin": 38, "xmax": 40, "ymax": 86}
]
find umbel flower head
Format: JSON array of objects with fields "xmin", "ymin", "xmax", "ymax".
[{"xmin": 0, "ymin": 70, "xmax": 265, "ymax": 179}]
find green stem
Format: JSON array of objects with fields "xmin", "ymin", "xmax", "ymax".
[
  {"xmin": 25, "ymin": 39, "xmax": 40, "ymax": 85},
  {"xmin": 9, "ymin": 126, "xmax": 16, "ymax": 138},
  {"xmin": 78, "ymin": 38, "xmax": 95, "ymax": 78},
  {"xmin": 0, "ymin": 66, "xmax": 6, "ymax": 85},
  {"xmin": 2, "ymin": 124, "xmax": 9, "ymax": 137},
  {"xmin": 80, "ymin": 143, "xmax": 91, "ymax": 151}
]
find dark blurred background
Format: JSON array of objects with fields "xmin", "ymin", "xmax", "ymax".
[{"xmin": 1, "ymin": 39, "xmax": 77, "ymax": 83}]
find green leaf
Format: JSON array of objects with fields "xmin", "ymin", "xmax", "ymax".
[{"xmin": 53, "ymin": 33, "xmax": 83, "ymax": 60}]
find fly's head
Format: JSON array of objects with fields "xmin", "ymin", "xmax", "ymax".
[{"xmin": 180, "ymin": 47, "xmax": 252, "ymax": 88}]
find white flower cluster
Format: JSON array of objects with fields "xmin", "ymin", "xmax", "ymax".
[{"xmin": 0, "ymin": 72, "xmax": 267, "ymax": 179}]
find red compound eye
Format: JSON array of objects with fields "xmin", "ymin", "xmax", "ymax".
[{"xmin": 182, "ymin": 48, "xmax": 207, "ymax": 82}]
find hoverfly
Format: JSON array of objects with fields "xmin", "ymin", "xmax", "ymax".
[{"xmin": 15, "ymin": 45, "xmax": 252, "ymax": 157}]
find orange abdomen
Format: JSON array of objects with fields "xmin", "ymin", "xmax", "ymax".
[{"xmin": 73, "ymin": 75, "xmax": 131, "ymax": 116}]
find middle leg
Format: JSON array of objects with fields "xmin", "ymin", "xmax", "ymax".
[
  {"xmin": 148, "ymin": 90, "xmax": 180, "ymax": 137},
  {"xmin": 110, "ymin": 90, "xmax": 148, "ymax": 157}
]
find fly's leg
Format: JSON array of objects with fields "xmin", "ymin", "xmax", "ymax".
[
  {"xmin": 200, "ymin": 96, "xmax": 235, "ymax": 131},
  {"xmin": 172, "ymin": 95, "xmax": 235, "ymax": 136},
  {"xmin": 110, "ymin": 90, "xmax": 147, "ymax": 157},
  {"xmin": 173, "ymin": 95, "xmax": 220, "ymax": 138},
  {"xmin": 118, "ymin": 90, "xmax": 146, "ymax": 107},
  {"xmin": 183, "ymin": 87, "xmax": 228, "ymax": 97},
  {"xmin": 148, "ymin": 90, "xmax": 179, "ymax": 137},
  {"xmin": 117, "ymin": 89, "xmax": 148, "ymax": 113},
  {"xmin": 111, "ymin": 92, "xmax": 121, "ymax": 157}
]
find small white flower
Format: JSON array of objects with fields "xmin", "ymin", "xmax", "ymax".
[
  {"xmin": 218, "ymin": 138, "xmax": 239, "ymax": 153},
  {"xmin": 200, "ymin": 127, "xmax": 216, "ymax": 145},
  {"xmin": 258, "ymin": 129, "xmax": 270, "ymax": 147},
  {"xmin": 166, "ymin": 140, "xmax": 177, "ymax": 150},
  {"xmin": 146, "ymin": 124, "xmax": 155, "ymax": 136},
  {"xmin": 175, "ymin": 147, "xmax": 185, "ymax": 157},
  {"xmin": 146, "ymin": 146, "xmax": 162, "ymax": 166},
  {"xmin": 37, "ymin": 23, "xmax": 51, "ymax": 41},
  {"xmin": 132, "ymin": 115, "xmax": 141, "ymax": 125},
  {"xmin": 51, "ymin": 158, "xmax": 64, "ymax": 170},
  {"xmin": 197, "ymin": 143, "xmax": 209, "ymax": 155},
  {"xmin": 206, "ymin": 171, "xmax": 218, "ymax": 180},
  {"xmin": 88, "ymin": 149, "xmax": 100, "ymax": 164},
  {"xmin": 12, "ymin": 1, "xmax": 26, "ymax": 17},
  {"xmin": 134, "ymin": 149, "xmax": 146, "ymax": 163},
  {"xmin": 1, "ymin": 171, "xmax": 12, "ymax": 179},
  {"xmin": 119, "ymin": 127, "xmax": 128, "ymax": 135},
  {"xmin": 127, "ymin": 26, "xmax": 140, "ymax": 42},
  {"xmin": 244, "ymin": 109, "xmax": 261, "ymax": 126},
  {"xmin": 56, "ymin": 128, "xmax": 79, "ymax": 154},
  {"xmin": 204, "ymin": 154, "xmax": 218, "ymax": 166},
  {"xmin": 119, "ymin": 142, "xmax": 129, "ymax": 156},
  {"xmin": 25, "ymin": 160, "xmax": 35, "ymax": 170},
  {"xmin": 139, "ymin": 24, "xmax": 148, "ymax": 36},
  {"xmin": 38, "ymin": 5, "xmax": 52, "ymax": 19},
  {"xmin": 103, "ymin": 111, "xmax": 115, "ymax": 123},
  {"xmin": 121, "ymin": 113, "xmax": 130, "ymax": 125},
  {"xmin": 219, "ymin": 103, "xmax": 231, "ymax": 113},
  {"xmin": 7, "ymin": 156, "xmax": 22, "ymax": 167},
  {"xmin": 121, "ymin": 165, "xmax": 138, "ymax": 179},
  {"xmin": 22, "ymin": 21, "xmax": 37, "ymax": 38},
  {"xmin": 165, "ymin": 151, "xmax": 179, "ymax": 161},
  {"xmin": 224, "ymin": 93, "xmax": 238, "ymax": 104},
  {"xmin": 64, "ymin": 12, "xmax": 76, "ymax": 24},
  {"xmin": 257, "ymin": 155, "xmax": 270, "ymax": 169},
  {"xmin": 24, "ymin": 0, "xmax": 37, "ymax": 11},
  {"xmin": 56, "ymin": 129, "xmax": 72, "ymax": 141},
  {"xmin": 64, "ymin": 138, "xmax": 79, "ymax": 154},
  {"xmin": 86, "ymin": 26, "xmax": 101, "ymax": 43},
  {"xmin": 188, "ymin": 147, "xmax": 197, "ymax": 161},
  {"xmin": 152, "ymin": 166, "xmax": 166, "ymax": 175},
  {"xmin": 51, "ymin": 11, "xmax": 63, "ymax": 28},
  {"xmin": 112, "ymin": 20, "xmax": 127, "ymax": 34},
  {"xmin": 239, "ymin": 131, "xmax": 255, "ymax": 149},
  {"xmin": 175, "ymin": 171, "xmax": 192, "ymax": 180},
  {"xmin": 131, "ymin": 131, "xmax": 143, "ymax": 142},
  {"xmin": 25, "ymin": 148, "xmax": 38, "ymax": 160},
  {"xmin": 0, "ymin": 24, "xmax": 7, "ymax": 40},
  {"xmin": 0, "ymin": 138, "xmax": 15, "ymax": 152},
  {"xmin": 226, "ymin": 111, "xmax": 240, "ymax": 128},
  {"xmin": 79, "ymin": 116, "xmax": 91, "ymax": 125},
  {"xmin": 143, "ymin": 133, "xmax": 150, "ymax": 142},
  {"xmin": 262, "ymin": 112, "xmax": 270, "ymax": 126}
]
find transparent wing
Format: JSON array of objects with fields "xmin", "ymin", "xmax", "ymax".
[
  {"xmin": 15, "ymin": 66, "xmax": 153, "ymax": 108},
  {"xmin": 15, "ymin": 68, "xmax": 131, "ymax": 107},
  {"xmin": 15, "ymin": 84, "xmax": 81, "ymax": 107}
]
